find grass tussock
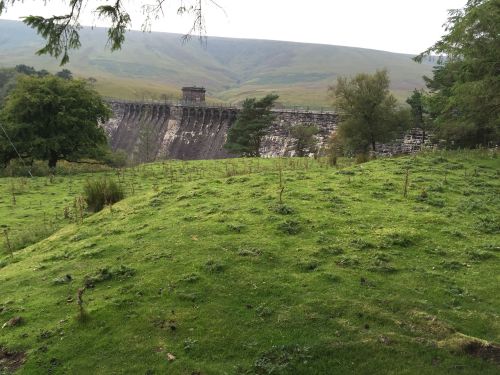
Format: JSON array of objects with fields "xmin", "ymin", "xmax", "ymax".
[{"xmin": 83, "ymin": 178, "xmax": 124, "ymax": 212}]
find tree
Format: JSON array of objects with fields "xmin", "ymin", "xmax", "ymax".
[
  {"xmin": 0, "ymin": 136, "xmax": 15, "ymax": 168},
  {"xmin": 0, "ymin": 0, "xmax": 217, "ymax": 65},
  {"xmin": 56, "ymin": 69, "xmax": 73, "ymax": 80},
  {"xmin": 14, "ymin": 64, "xmax": 37, "ymax": 76},
  {"xmin": 415, "ymin": 0, "xmax": 500, "ymax": 147},
  {"xmin": 324, "ymin": 132, "xmax": 343, "ymax": 166},
  {"xmin": 15, "ymin": 64, "xmax": 51, "ymax": 77},
  {"xmin": 0, "ymin": 68, "xmax": 17, "ymax": 107},
  {"xmin": 406, "ymin": 89, "xmax": 432, "ymax": 142},
  {"xmin": 330, "ymin": 69, "xmax": 406, "ymax": 153},
  {"xmin": 224, "ymin": 94, "xmax": 279, "ymax": 157},
  {"xmin": 0, "ymin": 75, "xmax": 110, "ymax": 169},
  {"xmin": 290, "ymin": 124, "xmax": 319, "ymax": 157}
]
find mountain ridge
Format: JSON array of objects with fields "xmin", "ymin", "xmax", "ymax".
[{"xmin": 0, "ymin": 19, "xmax": 434, "ymax": 106}]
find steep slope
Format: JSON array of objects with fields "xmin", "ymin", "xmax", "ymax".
[
  {"xmin": 0, "ymin": 152, "xmax": 499, "ymax": 374},
  {"xmin": 0, "ymin": 20, "xmax": 434, "ymax": 106}
]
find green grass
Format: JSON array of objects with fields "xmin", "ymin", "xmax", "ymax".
[{"xmin": 0, "ymin": 150, "xmax": 499, "ymax": 374}]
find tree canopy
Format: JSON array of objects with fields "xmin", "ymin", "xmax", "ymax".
[
  {"xmin": 224, "ymin": 94, "xmax": 279, "ymax": 157},
  {"xmin": 0, "ymin": 68, "xmax": 18, "ymax": 108},
  {"xmin": 415, "ymin": 0, "xmax": 499, "ymax": 147},
  {"xmin": 0, "ymin": 0, "xmax": 215, "ymax": 64},
  {"xmin": 0, "ymin": 75, "xmax": 110, "ymax": 169},
  {"xmin": 331, "ymin": 69, "xmax": 407, "ymax": 153},
  {"xmin": 406, "ymin": 89, "xmax": 432, "ymax": 142},
  {"xmin": 290, "ymin": 124, "xmax": 319, "ymax": 157}
]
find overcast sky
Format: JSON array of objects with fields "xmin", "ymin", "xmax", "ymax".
[{"xmin": 1, "ymin": 0, "xmax": 467, "ymax": 54}]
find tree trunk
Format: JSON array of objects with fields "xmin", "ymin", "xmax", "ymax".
[
  {"xmin": 48, "ymin": 151, "xmax": 58, "ymax": 170},
  {"xmin": 371, "ymin": 141, "xmax": 376, "ymax": 152}
]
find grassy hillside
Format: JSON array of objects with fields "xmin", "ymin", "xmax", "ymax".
[
  {"xmin": 0, "ymin": 151, "xmax": 499, "ymax": 374},
  {"xmin": 0, "ymin": 20, "xmax": 434, "ymax": 107}
]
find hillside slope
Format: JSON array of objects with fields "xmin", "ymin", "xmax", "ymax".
[
  {"xmin": 0, "ymin": 20, "xmax": 434, "ymax": 106},
  {"xmin": 0, "ymin": 152, "xmax": 499, "ymax": 374}
]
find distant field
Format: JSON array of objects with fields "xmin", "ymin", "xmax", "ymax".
[
  {"xmin": 1, "ymin": 150, "xmax": 499, "ymax": 374},
  {"xmin": 0, "ymin": 20, "xmax": 434, "ymax": 107}
]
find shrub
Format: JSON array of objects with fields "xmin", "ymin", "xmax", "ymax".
[
  {"xmin": 325, "ymin": 133, "xmax": 342, "ymax": 166},
  {"xmin": 355, "ymin": 153, "xmax": 369, "ymax": 164},
  {"xmin": 83, "ymin": 178, "xmax": 124, "ymax": 212},
  {"xmin": 102, "ymin": 150, "xmax": 128, "ymax": 168}
]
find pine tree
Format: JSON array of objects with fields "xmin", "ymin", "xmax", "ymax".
[{"xmin": 224, "ymin": 94, "xmax": 279, "ymax": 157}]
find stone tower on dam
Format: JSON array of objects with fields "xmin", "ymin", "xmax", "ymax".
[{"xmin": 103, "ymin": 87, "xmax": 338, "ymax": 162}]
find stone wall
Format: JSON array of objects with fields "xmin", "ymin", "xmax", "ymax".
[
  {"xmin": 103, "ymin": 100, "xmax": 430, "ymax": 161},
  {"xmin": 260, "ymin": 110, "xmax": 338, "ymax": 157},
  {"xmin": 103, "ymin": 101, "xmax": 338, "ymax": 161},
  {"xmin": 376, "ymin": 128, "xmax": 432, "ymax": 156}
]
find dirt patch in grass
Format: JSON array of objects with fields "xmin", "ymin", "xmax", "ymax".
[
  {"xmin": 464, "ymin": 341, "xmax": 500, "ymax": 365},
  {"xmin": 0, "ymin": 346, "xmax": 26, "ymax": 373},
  {"xmin": 438, "ymin": 333, "xmax": 500, "ymax": 365},
  {"xmin": 464, "ymin": 342, "xmax": 500, "ymax": 365}
]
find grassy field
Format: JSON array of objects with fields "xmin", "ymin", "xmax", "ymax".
[{"xmin": 0, "ymin": 151, "xmax": 499, "ymax": 374}]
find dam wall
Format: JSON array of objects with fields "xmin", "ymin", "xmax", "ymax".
[{"xmin": 103, "ymin": 100, "xmax": 338, "ymax": 161}]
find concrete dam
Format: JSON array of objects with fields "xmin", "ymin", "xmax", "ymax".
[{"xmin": 103, "ymin": 99, "xmax": 338, "ymax": 162}]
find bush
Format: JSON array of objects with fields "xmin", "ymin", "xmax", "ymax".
[
  {"xmin": 355, "ymin": 153, "xmax": 369, "ymax": 164},
  {"xmin": 325, "ymin": 132, "xmax": 343, "ymax": 166},
  {"xmin": 83, "ymin": 178, "xmax": 124, "ymax": 212},
  {"xmin": 102, "ymin": 150, "xmax": 128, "ymax": 168}
]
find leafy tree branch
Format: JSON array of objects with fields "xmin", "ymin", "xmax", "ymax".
[{"xmin": 0, "ymin": 0, "xmax": 221, "ymax": 64}]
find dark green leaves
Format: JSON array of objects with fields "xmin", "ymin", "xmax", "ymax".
[
  {"xmin": 224, "ymin": 94, "xmax": 279, "ymax": 157},
  {"xmin": 414, "ymin": 0, "xmax": 500, "ymax": 147},
  {"xmin": 23, "ymin": 15, "xmax": 81, "ymax": 66},
  {"xmin": 4, "ymin": 1, "xmax": 211, "ymax": 65},
  {"xmin": 96, "ymin": 3, "xmax": 131, "ymax": 52},
  {"xmin": 331, "ymin": 70, "xmax": 407, "ymax": 153},
  {"xmin": 0, "ymin": 76, "xmax": 111, "ymax": 168}
]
